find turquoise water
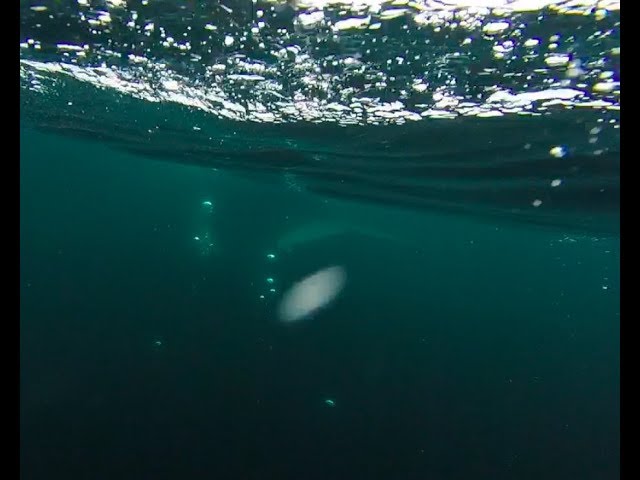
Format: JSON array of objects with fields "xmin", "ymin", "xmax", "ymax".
[{"xmin": 20, "ymin": 1, "xmax": 619, "ymax": 479}]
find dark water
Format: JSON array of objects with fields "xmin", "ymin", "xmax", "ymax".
[
  {"xmin": 20, "ymin": 128, "xmax": 619, "ymax": 480},
  {"xmin": 20, "ymin": 1, "xmax": 619, "ymax": 479}
]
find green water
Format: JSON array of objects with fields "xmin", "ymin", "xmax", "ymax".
[
  {"xmin": 20, "ymin": 128, "xmax": 619, "ymax": 479},
  {"xmin": 20, "ymin": 0, "xmax": 619, "ymax": 478}
]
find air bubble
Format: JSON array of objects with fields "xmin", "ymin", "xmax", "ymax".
[{"xmin": 550, "ymin": 146, "xmax": 566, "ymax": 158}]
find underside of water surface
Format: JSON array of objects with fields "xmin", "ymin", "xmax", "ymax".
[{"xmin": 20, "ymin": 0, "xmax": 620, "ymax": 234}]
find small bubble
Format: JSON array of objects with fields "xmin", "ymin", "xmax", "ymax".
[
  {"xmin": 267, "ymin": 253, "xmax": 276, "ymax": 260},
  {"xmin": 532, "ymin": 199, "xmax": 543, "ymax": 207},
  {"xmin": 551, "ymin": 179, "xmax": 562, "ymax": 187},
  {"xmin": 592, "ymin": 82, "xmax": 616, "ymax": 93},
  {"xmin": 545, "ymin": 54, "xmax": 570, "ymax": 67},
  {"xmin": 549, "ymin": 146, "xmax": 566, "ymax": 158},
  {"xmin": 483, "ymin": 21, "xmax": 510, "ymax": 35},
  {"xmin": 565, "ymin": 66, "xmax": 584, "ymax": 78},
  {"xmin": 194, "ymin": 236, "xmax": 200, "ymax": 241},
  {"xmin": 266, "ymin": 277, "xmax": 274, "ymax": 284}
]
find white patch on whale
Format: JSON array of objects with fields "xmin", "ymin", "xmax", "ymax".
[{"xmin": 277, "ymin": 266, "xmax": 347, "ymax": 323}]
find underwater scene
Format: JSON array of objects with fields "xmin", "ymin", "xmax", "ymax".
[{"xmin": 20, "ymin": 1, "xmax": 619, "ymax": 479}]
